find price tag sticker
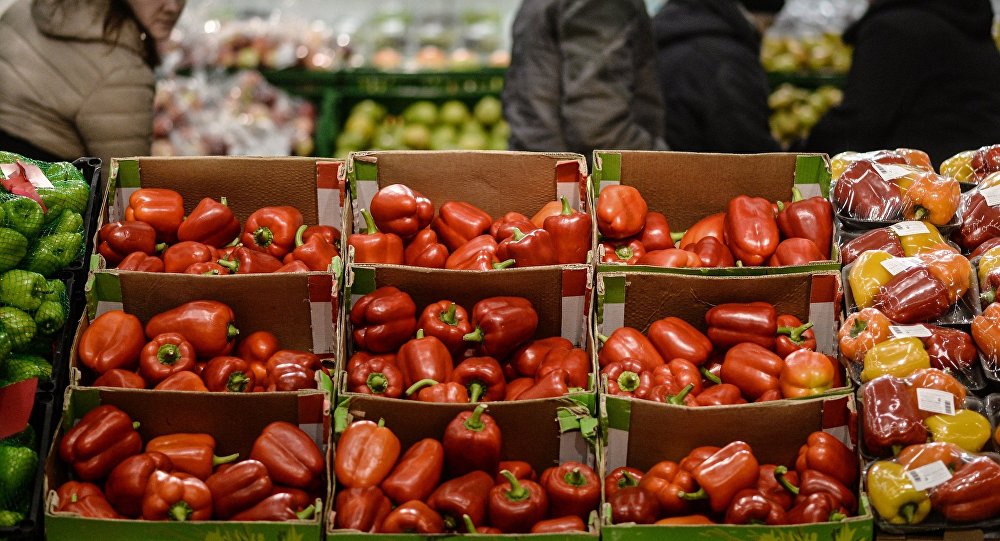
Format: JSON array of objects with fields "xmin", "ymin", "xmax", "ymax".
[
  {"xmin": 872, "ymin": 162, "xmax": 916, "ymax": 181},
  {"xmin": 981, "ymin": 186, "xmax": 1000, "ymax": 208},
  {"xmin": 916, "ymin": 388, "xmax": 956, "ymax": 416},
  {"xmin": 906, "ymin": 460, "xmax": 953, "ymax": 491},
  {"xmin": 889, "ymin": 221, "xmax": 930, "ymax": 237},
  {"xmin": 880, "ymin": 257, "xmax": 920, "ymax": 276},
  {"xmin": 889, "ymin": 325, "xmax": 933, "ymax": 338}
]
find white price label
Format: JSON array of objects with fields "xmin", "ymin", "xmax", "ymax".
[
  {"xmin": 981, "ymin": 186, "xmax": 1000, "ymax": 207},
  {"xmin": 880, "ymin": 257, "xmax": 920, "ymax": 276},
  {"xmin": 889, "ymin": 221, "xmax": 930, "ymax": 237},
  {"xmin": 872, "ymin": 162, "xmax": 916, "ymax": 181},
  {"xmin": 916, "ymin": 388, "xmax": 956, "ymax": 416},
  {"xmin": 889, "ymin": 325, "xmax": 933, "ymax": 338},
  {"xmin": 906, "ymin": 460, "xmax": 953, "ymax": 491}
]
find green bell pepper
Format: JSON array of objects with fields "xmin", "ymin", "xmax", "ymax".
[
  {"xmin": 0, "ymin": 270, "xmax": 49, "ymax": 311},
  {"xmin": 0, "ymin": 425, "xmax": 35, "ymax": 448},
  {"xmin": 0, "ymin": 446, "xmax": 38, "ymax": 513},
  {"xmin": 42, "ymin": 279, "xmax": 65, "ymax": 303},
  {"xmin": 43, "ymin": 161, "xmax": 84, "ymax": 182},
  {"xmin": 0, "ymin": 354, "xmax": 51, "ymax": 386},
  {"xmin": 0, "ymin": 510, "xmax": 25, "ymax": 528},
  {"xmin": 21, "ymin": 232, "xmax": 82, "ymax": 277},
  {"xmin": 34, "ymin": 300, "xmax": 65, "ymax": 335},
  {"xmin": 2, "ymin": 198, "xmax": 44, "ymax": 239},
  {"xmin": 0, "ymin": 307, "xmax": 35, "ymax": 351},
  {"xmin": 0, "ymin": 228, "xmax": 28, "ymax": 273},
  {"xmin": 37, "ymin": 181, "xmax": 89, "ymax": 225},
  {"xmin": 48, "ymin": 209, "xmax": 83, "ymax": 235}
]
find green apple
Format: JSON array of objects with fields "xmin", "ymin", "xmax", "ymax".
[
  {"xmin": 457, "ymin": 130, "xmax": 488, "ymax": 150},
  {"xmin": 344, "ymin": 114, "xmax": 376, "ymax": 141},
  {"xmin": 402, "ymin": 124, "xmax": 432, "ymax": 149},
  {"xmin": 473, "ymin": 96, "xmax": 503, "ymax": 126},
  {"xmin": 429, "ymin": 125, "xmax": 457, "ymax": 150},
  {"xmin": 440, "ymin": 101, "xmax": 470, "ymax": 126},
  {"xmin": 402, "ymin": 101, "xmax": 438, "ymax": 126}
]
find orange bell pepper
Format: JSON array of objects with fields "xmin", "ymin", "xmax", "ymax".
[
  {"xmin": 916, "ymin": 248, "xmax": 970, "ymax": 304},
  {"xmin": 838, "ymin": 307, "xmax": 892, "ymax": 363},
  {"xmin": 903, "ymin": 173, "xmax": 960, "ymax": 225},
  {"xmin": 972, "ymin": 302, "xmax": 1000, "ymax": 370},
  {"xmin": 906, "ymin": 368, "xmax": 967, "ymax": 419},
  {"xmin": 896, "ymin": 442, "xmax": 965, "ymax": 471},
  {"xmin": 779, "ymin": 350, "xmax": 837, "ymax": 398}
]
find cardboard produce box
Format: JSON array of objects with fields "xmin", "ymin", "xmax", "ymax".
[
  {"xmin": 344, "ymin": 150, "xmax": 594, "ymax": 267},
  {"xmin": 338, "ymin": 264, "xmax": 594, "ymax": 399},
  {"xmin": 71, "ymin": 270, "xmax": 338, "ymax": 390},
  {"xmin": 591, "ymin": 150, "xmax": 839, "ymax": 275},
  {"xmin": 600, "ymin": 394, "xmax": 873, "ymax": 541},
  {"xmin": 95, "ymin": 156, "xmax": 346, "ymax": 269},
  {"xmin": 325, "ymin": 394, "xmax": 599, "ymax": 539},
  {"xmin": 45, "ymin": 387, "xmax": 329, "ymax": 541}
]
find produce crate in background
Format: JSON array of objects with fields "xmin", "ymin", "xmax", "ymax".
[
  {"xmin": 71, "ymin": 271, "xmax": 338, "ymax": 391},
  {"xmin": 45, "ymin": 387, "xmax": 328, "ymax": 541},
  {"xmin": 591, "ymin": 150, "xmax": 838, "ymax": 275},
  {"xmin": 326, "ymin": 393, "xmax": 599, "ymax": 539}
]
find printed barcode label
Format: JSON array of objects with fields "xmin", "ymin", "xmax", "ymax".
[
  {"xmin": 906, "ymin": 460, "xmax": 953, "ymax": 491},
  {"xmin": 916, "ymin": 388, "xmax": 956, "ymax": 416},
  {"xmin": 872, "ymin": 162, "xmax": 915, "ymax": 181},
  {"xmin": 889, "ymin": 221, "xmax": 930, "ymax": 236},
  {"xmin": 981, "ymin": 186, "xmax": 1000, "ymax": 207},
  {"xmin": 880, "ymin": 257, "xmax": 920, "ymax": 276},
  {"xmin": 889, "ymin": 325, "xmax": 933, "ymax": 338}
]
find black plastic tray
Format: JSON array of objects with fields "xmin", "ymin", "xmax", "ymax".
[
  {"xmin": 0, "ymin": 391, "xmax": 56, "ymax": 540},
  {"xmin": 67, "ymin": 157, "xmax": 102, "ymax": 275}
]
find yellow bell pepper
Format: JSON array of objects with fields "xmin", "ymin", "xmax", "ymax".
[
  {"xmin": 861, "ymin": 337, "xmax": 931, "ymax": 382},
  {"xmin": 939, "ymin": 150, "xmax": 975, "ymax": 183},
  {"xmin": 866, "ymin": 461, "xmax": 931, "ymax": 525},
  {"xmin": 849, "ymin": 250, "xmax": 895, "ymax": 309},
  {"xmin": 898, "ymin": 221, "xmax": 949, "ymax": 257},
  {"xmin": 925, "ymin": 410, "xmax": 992, "ymax": 453}
]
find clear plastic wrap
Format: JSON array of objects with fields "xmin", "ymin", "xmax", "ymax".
[
  {"xmin": 939, "ymin": 144, "xmax": 1000, "ymax": 187},
  {"xmin": 831, "ymin": 157, "xmax": 959, "ymax": 228},
  {"xmin": 955, "ymin": 185, "xmax": 1000, "ymax": 252}
]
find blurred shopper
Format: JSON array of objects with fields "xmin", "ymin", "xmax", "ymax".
[
  {"xmin": 503, "ymin": 0, "xmax": 667, "ymax": 158},
  {"xmin": 653, "ymin": 0, "xmax": 783, "ymax": 152},
  {"xmin": 806, "ymin": 0, "xmax": 1000, "ymax": 167},
  {"xmin": 0, "ymin": 0, "xmax": 185, "ymax": 166}
]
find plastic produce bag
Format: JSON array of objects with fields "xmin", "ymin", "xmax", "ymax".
[{"xmin": 832, "ymin": 155, "xmax": 959, "ymax": 226}]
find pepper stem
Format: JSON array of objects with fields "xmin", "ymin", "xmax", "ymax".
[
  {"xmin": 774, "ymin": 465, "xmax": 799, "ymax": 495},
  {"xmin": 913, "ymin": 207, "xmax": 927, "ymax": 221},
  {"xmin": 294, "ymin": 224, "xmax": 308, "ymax": 247},
  {"xmin": 213, "ymin": 452, "xmax": 239, "ymax": 466},
  {"xmin": 133, "ymin": 422, "xmax": 141, "ymax": 430},
  {"xmin": 469, "ymin": 382, "xmax": 485, "ymax": 403},
  {"xmin": 227, "ymin": 323, "xmax": 240, "ymax": 340},
  {"xmin": 224, "ymin": 236, "xmax": 240, "ymax": 247},
  {"xmin": 220, "ymin": 197, "xmax": 229, "ymax": 206},
  {"xmin": 252, "ymin": 227, "xmax": 274, "ymax": 248},
  {"xmin": 677, "ymin": 488, "xmax": 707, "ymax": 501},
  {"xmin": 361, "ymin": 209, "xmax": 379, "ymax": 235},
  {"xmin": 777, "ymin": 322, "xmax": 814, "ymax": 343},
  {"xmin": 617, "ymin": 371, "xmax": 641, "ymax": 393},
  {"xmin": 367, "ymin": 372, "xmax": 389, "ymax": 394},
  {"xmin": 615, "ymin": 246, "xmax": 633, "ymax": 261},
  {"xmin": 463, "ymin": 514, "xmax": 479, "ymax": 534},
  {"xmin": 168, "ymin": 501, "xmax": 192, "ymax": 522},
  {"xmin": 564, "ymin": 468, "xmax": 587, "ymax": 487},
  {"xmin": 227, "ymin": 372, "xmax": 251, "ymax": 392},
  {"xmin": 217, "ymin": 258, "xmax": 239, "ymax": 273},
  {"xmin": 406, "ymin": 379, "xmax": 439, "ymax": 396},
  {"xmin": 597, "ymin": 334, "xmax": 609, "ymax": 344},
  {"xmin": 439, "ymin": 303, "xmax": 458, "ymax": 325},
  {"xmin": 700, "ymin": 367, "xmax": 722, "ymax": 385},
  {"xmin": 850, "ymin": 318, "xmax": 867, "ymax": 338},
  {"xmin": 377, "ymin": 418, "xmax": 385, "ymax": 428},
  {"xmin": 202, "ymin": 270, "xmax": 220, "ymax": 276},
  {"xmin": 500, "ymin": 470, "xmax": 528, "ymax": 501},
  {"xmin": 157, "ymin": 343, "xmax": 180, "ymax": 365},
  {"xmin": 416, "ymin": 329, "xmax": 425, "ymax": 339},
  {"xmin": 667, "ymin": 383, "xmax": 695, "ymax": 405},
  {"xmin": 464, "ymin": 403, "xmax": 488, "ymax": 432},
  {"xmin": 670, "ymin": 231, "xmax": 686, "ymax": 243},
  {"xmin": 983, "ymin": 290, "xmax": 996, "ymax": 304},
  {"xmin": 493, "ymin": 259, "xmax": 515, "ymax": 270},
  {"xmin": 463, "ymin": 327, "xmax": 484, "ymax": 343},
  {"xmin": 791, "ymin": 186, "xmax": 805, "ymax": 202},
  {"xmin": 619, "ymin": 472, "xmax": 639, "ymax": 489},
  {"xmin": 511, "ymin": 228, "xmax": 526, "ymax": 242},
  {"xmin": 776, "ymin": 201, "xmax": 785, "ymax": 213},
  {"xmin": 900, "ymin": 503, "xmax": 916, "ymax": 524},
  {"xmin": 560, "ymin": 196, "xmax": 573, "ymax": 216},
  {"xmin": 829, "ymin": 511, "xmax": 847, "ymax": 522},
  {"xmin": 155, "ymin": 243, "xmax": 167, "ymax": 253},
  {"xmin": 296, "ymin": 505, "xmax": 316, "ymax": 520}
]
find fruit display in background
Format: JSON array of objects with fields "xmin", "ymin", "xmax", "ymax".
[
  {"xmin": 768, "ymin": 84, "xmax": 843, "ymax": 147},
  {"xmin": 152, "ymin": 71, "xmax": 316, "ymax": 157},
  {"xmin": 761, "ymin": 33, "xmax": 852, "ymax": 74},
  {"xmin": 335, "ymin": 97, "xmax": 507, "ymax": 157}
]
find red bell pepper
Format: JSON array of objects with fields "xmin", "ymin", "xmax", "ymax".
[
  {"xmin": 141, "ymin": 471, "xmax": 213, "ymax": 521},
  {"xmin": 536, "ymin": 347, "xmax": 590, "ymax": 389},
  {"xmin": 497, "ymin": 227, "xmax": 557, "ymax": 267},
  {"xmin": 59, "ymin": 404, "xmax": 142, "ymax": 481},
  {"xmin": 59, "ymin": 492, "xmax": 121, "ymax": 519},
  {"xmin": 251, "ymin": 421, "xmax": 325, "ymax": 489},
  {"xmin": 139, "ymin": 332, "xmax": 196, "ymax": 384},
  {"xmin": 463, "ymin": 297, "xmax": 539, "ymax": 359},
  {"xmin": 647, "ymin": 317, "xmax": 712, "ymax": 366},
  {"xmin": 217, "ymin": 246, "xmax": 283, "ymax": 274},
  {"xmin": 146, "ymin": 433, "xmax": 238, "ymax": 480},
  {"xmin": 777, "ymin": 187, "xmax": 834, "ymax": 257},
  {"xmin": 451, "ymin": 356, "xmax": 506, "ymax": 402},
  {"xmin": 840, "ymin": 228, "xmax": 905, "ymax": 266},
  {"xmin": 769, "ymin": 238, "xmax": 826, "ymax": 266},
  {"xmin": 78, "ymin": 310, "xmax": 146, "ymax": 374},
  {"xmin": 445, "ymin": 235, "xmax": 497, "ymax": 269},
  {"xmin": 185, "ymin": 261, "xmax": 231, "ymax": 275},
  {"xmin": 638, "ymin": 460, "xmax": 696, "ymax": 516},
  {"xmin": 724, "ymin": 196, "xmax": 780, "ymax": 265},
  {"xmin": 516, "ymin": 369, "xmax": 575, "ymax": 400},
  {"xmin": 126, "ymin": 188, "xmax": 184, "ymax": 243},
  {"xmin": 679, "ymin": 212, "xmax": 725, "ymax": 248},
  {"xmin": 720, "ymin": 343, "xmax": 784, "ymax": 400},
  {"xmin": 531, "ymin": 516, "xmax": 587, "ymax": 533},
  {"xmin": 349, "ymin": 209, "xmax": 405, "ymax": 264},
  {"xmin": 758, "ymin": 465, "xmax": 797, "ymax": 510},
  {"xmin": 428, "ymin": 471, "xmax": 494, "ymax": 531},
  {"xmin": 443, "ymin": 403, "xmax": 502, "ymax": 477},
  {"xmin": 335, "ymin": 419, "xmax": 400, "ymax": 489},
  {"xmin": 203, "ymin": 355, "xmax": 255, "ymax": 393},
  {"xmin": 679, "ymin": 441, "xmax": 760, "ymax": 513},
  {"xmin": 54, "ymin": 481, "xmax": 109, "ymax": 512},
  {"xmin": 775, "ymin": 315, "xmax": 816, "ymax": 358},
  {"xmin": 377, "ymin": 501, "xmax": 445, "ymax": 534},
  {"xmin": 970, "ymin": 236, "xmax": 1000, "ymax": 259},
  {"xmin": 651, "ymin": 358, "xmax": 703, "ymax": 396},
  {"xmin": 833, "ymin": 159, "xmax": 906, "ymax": 221},
  {"xmin": 863, "ymin": 376, "xmax": 928, "ymax": 456},
  {"xmin": 542, "ymin": 462, "xmax": 600, "ymax": 520},
  {"xmin": 418, "ymin": 301, "xmax": 473, "ymax": 356},
  {"xmin": 177, "ymin": 197, "xmax": 241, "ymax": 247},
  {"xmin": 685, "ymin": 236, "xmax": 735, "ymax": 267},
  {"xmin": 544, "ymin": 197, "xmax": 593, "ymax": 264},
  {"xmin": 397, "ymin": 330, "xmax": 453, "ymax": 388},
  {"xmin": 694, "ymin": 383, "xmax": 748, "ymax": 406},
  {"xmin": 958, "ymin": 191, "xmax": 1000, "ymax": 251},
  {"xmin": 98, "ymin": 221, "xmax": 160, "ymax": 265},
  {"xmin": 510, "ymin": 337, "xmax": 573, "ymax": 378},
  {"xmin": 350, "ymin": 286, "xmax": 417, "ymax": 353},
  {"xmin": 795, "ymin": 432, "xmax": 858, "ymax": 488},
  {"xmin": 500, "ymin": 461, "xmax": 537, "ymax": 483},
  {"xmin": 404, "ymin": 228, "xmax": 448, "ymax": 268},
  {"xmin": 230, "ymin": 493, "xmax": 315, "ymax": 522},
  {"xmin": 381, "ymin": 438, "xmax": 444, "ymax": 504},
  {"xmin": 488, "ymin": 470, "xmax": 549, "ymax": 533},
  {"xmin": 928, "ymin": 456, "xmax": 1000, "ymax": 523},
  {"xmin": 432, "ymin": 201, "xmax": 493, "ymax": 251},
  {"xmin": 491, "ymin": 212, "xmax": 537, "ymax": 242},
  {"xmin": 532, "ymin": 200, "xmax": 566, "ymax": 227},
  {"xmin": 605, "ymin": 466, "xmax": 643, "ymax": 499},
  {"xmin": 145, "ymin": 300, "xmax": 239, "ymax": 358},
  {"xmin": 236, "ymin": 331, "xmax": 280, "ymax": 365},
  {"xmin": 505, "ymin": 377, "xmax": 534, "ymax": 400},
  {"xmin": 785, "ymin": 492, "xmax": 847, "ymax": 524},
  {"xmin": 601, "ymin": 239, "xmax": 646, "ymax": 265},
  {"xmin": 872, "ymin": 265, "xmax": 951, "ymax": 324},
  {"xmin": 288, "ymin": 227, "xmax": 338, "ymax": 271},
  {"xmin": 596, "ymin": 185, "xmax": 647, "ymax": 239},
  {"xmin": 636, "ymin": 248, "xmax": 701, "ymax": 268},
  {"xmin": 153, "ymin": 371, "xmax": 209, "ymax": 392},
  {"xmin": 407, "ymin": 379, "xmax": 470, "ymax": 403},
  {"xmin": 608, "ymin": 486, "xmax": 660, "ymax": 524},
  {"xmin": 117, "ymin": 252, "xmax": 165, "ymax": 272},
  {"xmin": 104, "ymin": 452, "xmax": 173, "ymax": 517},
  {"xmin": 205, "ymin": 459, "xmax": 273, "ymax": 519},
  {"xmin": 705, "ymin": 302, "xmax": 778, "ymax": 350},
  {"xmin": 782, "ymin": 469, "xmax": 857, "ymax": 514},
  {"xmin": 346, "ymin": 352, "xmax": 403, "ymax": 397},
  {"xmin": 241, "ymin": 206, "xmax": 304, "ymax": 259},
  {"xmin": 780, "ymin": 350, "xmax": 836, "ymax": 398},
  {"xmin": 369, "ymin": 184, "xmax": 434, "ymax": 239},
  {"xmin": 921, "ymin": 325, "xmax": 977, "ymax": 372},
  {"xmin": 635, "ymin": 211, "xmax": 672, "ymax": 251},
  {"xmin": 598, "ymin": 327, "xmax": 665, "ymax": 371},
  {"xmin": 92, "ymin": 368, "xmax": 146, "ymax": 389},
  {"xmin": 725, "ymin": 488, "xmax": 786, "ymax": 525},
  {"xmin": 266, "ymin": 358, "xmax": 315, "ymax": 392},
  {"xmin": 334, "ymin": 487, "xmax": 392, "ymax": 532}
]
